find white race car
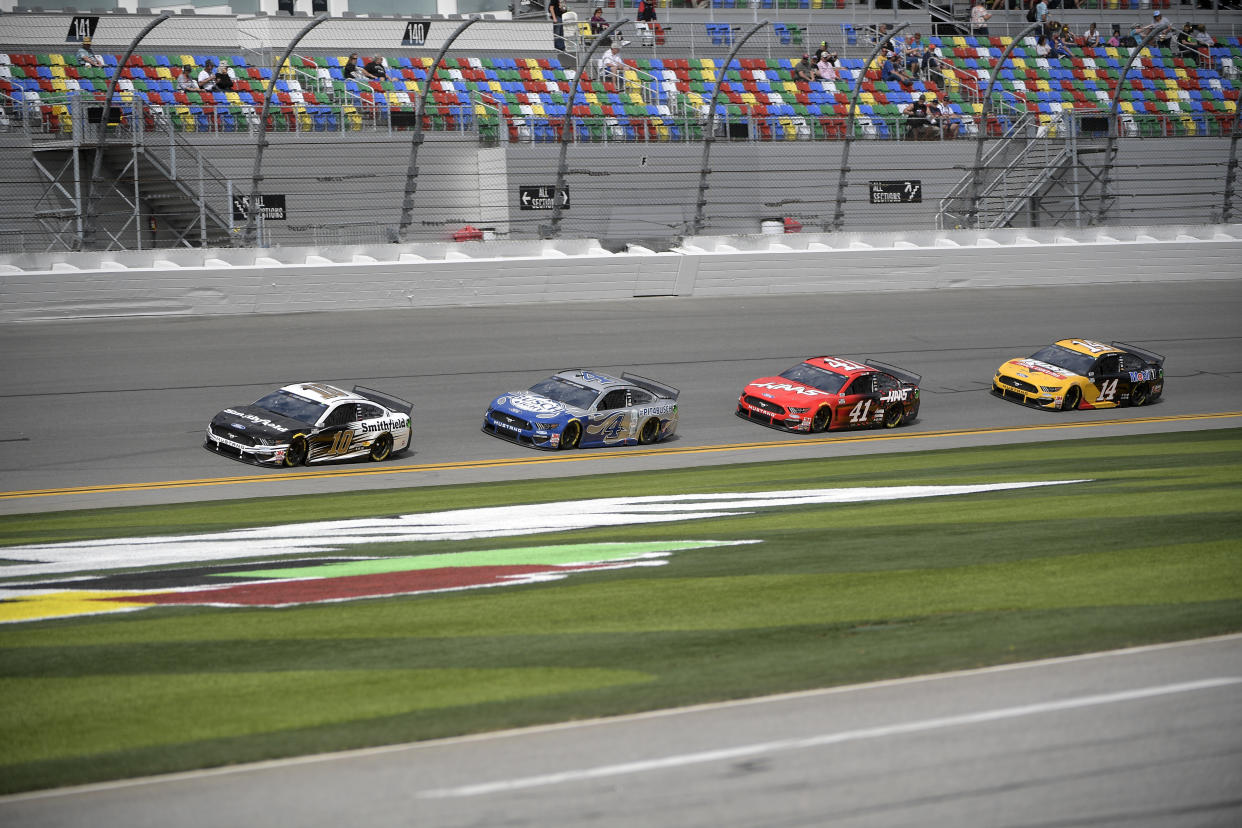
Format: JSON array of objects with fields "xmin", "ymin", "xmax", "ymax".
[{"xmin": 205, "ymin": 382, "xmax": 412, "ymax": 466}]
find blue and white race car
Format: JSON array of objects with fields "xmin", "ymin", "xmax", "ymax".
[{"xmin": 483, "ymin": 369, "xmax": 679, "ymax": 450}]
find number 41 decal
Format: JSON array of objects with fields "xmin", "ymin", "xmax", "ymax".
[
  {"xmin": 849, "ymin": 400, "xmax": 873, "ymax": 424},
  {"xmin": 1097, "ymin": 378, "xmax": 1119, "ymax": 401}
]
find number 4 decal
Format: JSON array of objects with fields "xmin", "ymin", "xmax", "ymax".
[
  {"xmin": 849, "ymin": 400, "xmax": 873, "ymax": 424},
  {"xmin": 1098, "ymin": 378, "xmax": 1119, "ymax": 401}
]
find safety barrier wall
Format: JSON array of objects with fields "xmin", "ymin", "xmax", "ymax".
[{"xmin": 2, "ymin": 223, "xmax": 1238, "ymax": 321}]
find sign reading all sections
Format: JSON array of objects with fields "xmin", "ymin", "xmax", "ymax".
[
  {"xmin": 869, "ymin": 180, "xmax": 922, "ymax": 204},
  {"xmin": 232, "ymin": 194, "xmax": 287, "ymax": 222},
  {"xmin": 402, "ymin": 20, "xmax": 433, "ymax": 46},
  {"xmin": 519, "ymin": 185, "xmax": 570, "ymax": 211}
]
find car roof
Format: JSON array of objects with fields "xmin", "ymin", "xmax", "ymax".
[
  {"xmin": 281, "ymin": 382, "xmax": 359, "ymax": 405},
  {"xmin": 1053, "ymin": 339, "xmax": 1121, "ymax": 357},
  {"xmin": 553, "ymin": 369, "xmax": 626, "ymax": 391},
  {"xmin": 804, "ymin": 356, "xmax": 873, "ymax": 376}
]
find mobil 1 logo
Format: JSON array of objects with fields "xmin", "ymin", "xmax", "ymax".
[
  {"xmin": 402, "ymin": 20, "xmax": 433, "ymax": 46},
  {"xmin": 519, "ymin": 185, "xmax": 570, "ymax": 211},
  {"xmin": 869, "ymin": 180, "xmax": 922, "ymax": 204}
]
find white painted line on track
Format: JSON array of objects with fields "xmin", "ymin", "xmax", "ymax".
[{"xmin": 417, "ymin": 677, "xmax": 1242, "ymax": 799}]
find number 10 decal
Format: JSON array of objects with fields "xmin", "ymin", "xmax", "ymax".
[
  {"xmin": 1097, "ymin": 378, "xmax": 1119, "ymax": 401},
  {"xmin": 329, "ymin": 430, "xmax": 353, "ymax": 454}
]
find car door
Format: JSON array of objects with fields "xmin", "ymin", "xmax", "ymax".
[
  {"xmin": 835, "ymin": 372, "xmax": 880, "ymax": 430},
  {"xmin": 586, "ymin": 388, "xmax": 633, "ymax": 445},
  {"xmin": 1088, "ymin": 353, "xmax": 1127, "ymax": 407},
  {"xmin": 313, "ymin": 402, "xmax": 359, "ymax": 459}
]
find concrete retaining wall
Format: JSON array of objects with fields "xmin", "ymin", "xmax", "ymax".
[{"xmin": 2, "ymin": 224, "xmax": 1238, "ymax": 322}]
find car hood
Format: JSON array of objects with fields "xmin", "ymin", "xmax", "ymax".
[
  {"xmin": 211, "ymin": 405, "xmax": 310, "ymax": 442},
  {"xmin": 490, "ymin": 391, "xmax": 582, "ymax": 419},
  {"xmin": 998, "ymin": 358, "xmax": 1079, "ymax": 383},
  {"xmin": 742, "ymin": 376, "xmax": 838, "ymax": 405}
]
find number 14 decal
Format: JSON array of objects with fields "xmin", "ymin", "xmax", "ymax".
[{"xmin": 1097, "ymin": 378, "xmax": 1119, "ymax": 401}]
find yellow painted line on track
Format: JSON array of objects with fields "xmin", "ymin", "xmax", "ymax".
[{"xmin": 2, "ymin": 410, "xmax": 1239, "ymax": 502}]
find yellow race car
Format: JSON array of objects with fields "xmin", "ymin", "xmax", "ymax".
[{"xmin": 992, "ymin": 339, "xmax": 1165, "ymax": 411}]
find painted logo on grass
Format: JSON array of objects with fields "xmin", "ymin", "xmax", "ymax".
[{"xmin": 0, "ymin": 482, "xmax": 1089, "ymax": 624}]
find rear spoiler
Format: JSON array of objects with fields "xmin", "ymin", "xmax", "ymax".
[
  {"xmin": 354, "ymin": 385, "xmax": 414, "ymax": 417},
  {"xmin": 623, "ymin": 372, "xmax": 680, "ymax": 401},
  {"xmin": 865, "ymin": 360, "xmax": 922, "ymax": 387},
  {"xmin": 1112, "ymin": 341, "xmax": 1165, "ymax": 368}
]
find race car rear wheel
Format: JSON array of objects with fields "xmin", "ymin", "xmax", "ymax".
[
  {"xmin": 369, "ymin": 432, "xmax": 393, "ymax": 462},
  {"xmin": 810, "ymin": 406, "xmax": 831, "ymax": 433},
  {"xmin": 882, "ymin": 402, "xmax": 905, "ymax": 429},
  {"xmin": 561, "ymin": 420, "xmax": 582, "ymax": 450},
  {"xmin": 637, "ymin": 417, "xmax": 660, "ymax": 445},
  {"xmin": 1062, "ymin": 386, "xmax": 1081, "ymax": 412},
  {"xmin": 284, "ymin": 434, "xmax": 309, "ymax": 467},
  {"xmin": 1130, "ymin": 383, "xmax": 1149, "ymax": 407}
]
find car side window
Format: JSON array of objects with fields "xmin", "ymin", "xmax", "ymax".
[
  {"xmin": 323, "ymin": 404, "xmax": 355, "ymax": 427},
  {"xmin": 357, "ymin": 403, "xmax": 383, "ymax": 420},
  {"xmin": 847, "ymin": 374, "xmax": 874, "ymax": 395},
  {"xmin": 597, "ymin": 389, "xmax": 628, "ymax": 411},
  {"xmin": 1119, "ymin": 354, "xmax": 1145, "ymax": 372},
  {"xmin": 1096, "ymin": 355, "xmax": 1120, "ymax": 375},
  {"xmin": 875, "ymin": 373, "xmax": 899, "ymax": 393},
  {"xmin": 629, "ymin": 389, "xmax": 654, "ymax": 405}
]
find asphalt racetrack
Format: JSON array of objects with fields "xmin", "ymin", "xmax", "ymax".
[{"xmin": 0, "ymin": 279, "xmax": 1239, "ymax": 513}]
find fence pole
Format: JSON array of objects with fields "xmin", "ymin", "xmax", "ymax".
[
  {"xmin": 1096, "ymin": 22, "xmax": 1173, "ymax": 227},
  {"xmin": 1223, "ymin": 99, "xmax": 1240, "ymax": 224},
  {"xmin": 397, "ymin": 18, "xmax": 481, "ymax": 243},
  {"xmin": 691, "ymin": 20, "xmax": 768, "ymax": 237},
  {"xmin": 546, "ymin": 20, "xmax": 631, "ymax": 240},
  {"xmin": 80, "ymin": 12, "xmax": 172, "ymax": 251},
  {"xmin": 831, "ymin": 21, "xmax": 908, "ymax": 232},
  {"xmin": 244, "ymin": 13, "xmax": 330, "ymax": 247}
]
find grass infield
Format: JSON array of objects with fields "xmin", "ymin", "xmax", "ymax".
[{"xmin": 1, "ymin": 428, "xmax": 1239, "ymax": 794}]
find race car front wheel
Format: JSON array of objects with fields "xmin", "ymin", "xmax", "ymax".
[
  {"xmin": 1062, "ymin": 386, "xmax": 1081, "ymax": 412},
  {"xmin": 369, "ymin": 433, "xmax": 393, "ymax": 462},
  {"xmin": 810, "ymin": 407, "xmax": 831, "ymax": 433},
  {"xmin": 284, "ymin": 434, "xmax": 309, "ymax": 467},
  {"xmin": 561, "ymin": 420, "xmax": 582, "ymax": 450},
  {"xmin": 1130, "ymin": 384, "xmax": 1149, "ymax": 407},
  {"xmin": 637, "ymin": 418, "xmax": 660, "ymax": 445}
]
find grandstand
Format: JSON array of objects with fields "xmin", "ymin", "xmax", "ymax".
[{"xmin": 0, "ymin": 5, "xmax": 1238, "ymax": 250}]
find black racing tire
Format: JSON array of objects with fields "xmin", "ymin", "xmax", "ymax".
[
  {"xmin": 1062, "ymin": 386, "xmax": 1081, "ymax": 412},
  {"xmin": 369, "ymin": 432, "xmax": 393, "ymax": 462},
  {"xmin": 561, "ymin": 420, "xmax": 582, "ymax": 450},
  {"xmin": 284, "ymin": 434, "xmax": 309, "ymax": 467},
  {"xmin": 637, "ymin": 417, "xmax": 660, "ymax": 445},
  {"xmin": 882, "ymin": 401, "xmax": 905, "ymax": 429},
  {"xmin": 810, "ymin": 406, "xmax": 832, "ymax": 433},
  {"xmin": 1130, "ymin": 383, "xmax": 1149, "ymax": 407}
]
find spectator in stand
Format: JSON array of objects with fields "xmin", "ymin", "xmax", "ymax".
[
  {"xmin": 1194, "ymin": 24, "xmax": 1214, "ymax": 66},
  {"xmin": 548, "ymin": 0, "xmax": 566, "ymax": 53},
  {"xmin": 902, "ymin": 93, "xmax": 933, "ymax": 140},
  {"xmin": 902, "ymin": 33, "xmax": 925, "ymax": 75},
  {"xmin": 793, "ymin": 53, "xmax": 816, "ymax": 83},
  {"xmin": 1034, "ymin": 35, "xmax": 1052, "ymax": 59},
  {"xmin": 363, "ymin": 55, "xmax": 388, "ymax": 79},
  {"xmin": 198, "ymin": 59, "xmax": 218, "ymax": 91},
  {"xmin": 589, "ymin": 7, "xmax": 607, "ymax": 36},
  {"xmin": 1081, "ymin": 22, "xmax": 1100, "ymax": 48},
  {"xmin": 928, "ymin": 95, "xmax": 961, "ymax": 139},
  {"xmin": 1033, "ymin": 0, "xmax": 1048, "ymax": 25},
  {"xmin": 880, "ymin": 52, "xmax": 915, "ymax": 89},
  {"xmin": 215, "ymin": 61, "xmax": 236, "ymax": 91},
  {"xmin": 637, "ymin": 0, "xmax": 656, "ymax": 23},
  {"xmin": 176, "ymin": 65, "xmax": 199, "ymax": 92},
  {"xmin": 971, "ymin": 0, "xmax": 992, "ymax": 37},
  {"xmin": 598, "ymin": 42, "xmax": 626, "ymax": 90},
  {"xmin": 343, "ymin": 52, "xmax": 361, "ymax": 79},
  {"xmin": 816, "ymin": 50, "xmax": 839, "ymax": 82},
  {"xmin": 76, "ymin": 36, "xmax": 105, "ymax": 68},
  {"xmin": 870, "ymin": 23, "xmax": 891, "ymax": 48},
  {"xmin": 1152, "ymin": 11, "xmax": 1174, "ymax": 50}
]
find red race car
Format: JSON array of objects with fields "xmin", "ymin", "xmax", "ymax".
[{"xmin": 737, "ymin": 356, "xmax": 922, "ymax": 433}]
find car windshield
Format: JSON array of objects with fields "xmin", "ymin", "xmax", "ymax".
[
  {"xmin": 252, "ymin": 390, "xmax": 328, "ymax": 424},
  {"xmin": 1027, "ymin": 345, "xmax": 1096, "ymax": 375},
  {"xmin": 778, "ymin": 362, "xmax": 849, "ymax": 394},
  {"xmin": 527, "ymin": 377, "xmax": 599, "ymax": 410}
]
